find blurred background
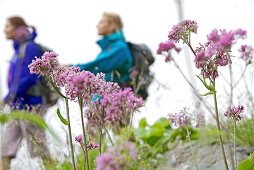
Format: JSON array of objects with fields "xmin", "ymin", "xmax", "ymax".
[{"xmin": 0, "ymin": 0, "xmax": 254, "ymax": 169}]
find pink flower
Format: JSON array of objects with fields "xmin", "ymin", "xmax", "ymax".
[
  {"xmin": 234, "ymin": 29, "xmax": 247, "ymax": 39},
  {"xmin": 239, "ymin": 45, "xmax": 254, "ymax": 64},
  {"xmin": 100, "ymin": 88, "xmax": 144, "ymax": 123},
  {"xmin": 207, "ymin": 29, "xmax": 220, "ymax": 42},
  {"xmin": 95, "ymin": 142, "xmax": 137, "ymax": 170},
  {"xmin": 157, "ymin": 40, "xmax": 181, "ymax": 54},
  {"xmin": 157, "ymin": 40, "xmax": 181, "ymax": 63},
  {"xmin": 87, "ymin": 141, "xmax": 99, "ymax": 151},
  {"xmin": 95, "ymin": 153, "xmax": 120, "ymax": 170},
  {"xmin": 28, "ymin": 51, "xmax": 59, "ymax": 76},
  {"xmin": 168, "ymin": 20, "xmax": 198, "ymax": 43},
  {"xmin": 224, "ymin": 105, "xmax": 244, "ymax": 121},
  {"xmin": 75, "ymin": 135, "xmax": 83, "ymax": 144},
  {"xmin": 168, "ymin": 107, "xmax": 191, "ymax": 128}
]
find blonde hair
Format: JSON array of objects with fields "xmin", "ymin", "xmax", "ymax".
[{"xmin": 103, "ymin": 12, "xmax": 123, "ymax": 31}]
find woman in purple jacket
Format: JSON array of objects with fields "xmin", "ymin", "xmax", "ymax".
[{"xmin": 0, "ymin": 16, "xmax": 51, "ymax": 170}]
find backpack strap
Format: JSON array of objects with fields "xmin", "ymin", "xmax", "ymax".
[{"xmin": 18, "ymin": 41, "xmax": 29, "ymax": 59}]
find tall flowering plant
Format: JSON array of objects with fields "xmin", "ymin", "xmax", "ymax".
[
  {"xmin": 224, "ymin": 105, "xmax": 244, "ymax": 168},
  {"xmin": 158, "ymin": 20, "xmax": 253, "ymax": 170},
  {"xmin": 29, "ymin": 52, "xmax": 144, "ymax": 170},
  {"xmin": 168, "ymin": 107, "xmax": 205, "ymax": 170}
]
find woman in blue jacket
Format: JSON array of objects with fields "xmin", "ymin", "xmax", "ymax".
[
  {"xmin": 0, "ymin": 16, "xmax": 51, "ymax": 170},
  {"xmin": 73, "ymin": 12, "xmax": 133, "ymax": 84}
]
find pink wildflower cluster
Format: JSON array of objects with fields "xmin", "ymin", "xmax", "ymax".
[
  {"xmin": 65, "ymin": 70, "xmax": 95, "ymax": 101},
  {"xmin": 75, "ymin": 135, "xmax": 98, "ymax": 151},
  {"xmin": 95, "ymin": 142, "xmax": 137, "ymax": 170},
  {"xmin": 168, "ymin": 108, "xmax": 206, "ymax": 128},
  {"xmin": 28, "ymin": 52, "xmax": 59, "ymax": 76},
  {"xmin": 168, "ymin": 20, "xmax": 198, "ymax": 43},
  {"xmin": 239, "ymin": 45, "xmax": 254, "ymax": 64},
  {"xmin": 100, "ymin": 87, "xmax": 144, "ymax": 123},
  {"xmin": 75, "ymin": 135, "xmax": 83, "ymax": 144},
  {"xmin": 194, "ymin": 28, "xmax": 248, "ymax": 80},
  {"xmin": 224, "ymin": 105, "xmax": 244, "ymax": 121},
  {"xmin": 168, "ymin": 107, "xmax": 191, "ymax": 128},
  {"xmin": 157, "ymin": 40, "xmax": 182, "ymax": 62},
  {"xmin": 195, "ymin": 112, "xmax": 206, "ymax": 128}
]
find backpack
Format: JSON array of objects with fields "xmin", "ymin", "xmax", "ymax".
[
  {"xmin": 19, "ymin": 41, "xmax": 60, "ymax": 108},
  {"xmin": 127, "ymin": 42, "xmax": 155, "ymax": 100}
]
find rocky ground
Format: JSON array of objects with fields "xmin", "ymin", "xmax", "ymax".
[{"xmin": 161, "ymin": 142, "xmax": 254, "ymax": 170}]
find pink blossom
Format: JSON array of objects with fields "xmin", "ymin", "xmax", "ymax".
[
  {"xmin": 168, "ymin": 107, "xmax": 191, "ymax": 128},
  {"xmin": 95, "ymin": 153, "xmax": 120, "ymax": 170},
  {"xmin": 157, "ymin": 40, "xmax": 181, "ymax": 54},
  {"xmin": 168, "ymin": 20, "xmax": 198, "ymax": 43},
  {"xmin": 100, "ymin": 88, "xmax": 144, "ymax": 123},
  {"xmin": 194, "ymin": 50, "xmax": 210, "ymax": 68},
  {"xmin": 157, "ymin": 40, "xmax": 181, "ymax": 63},
  {"xmin": 75, "ymin": 135, "xmax": 83, "ymax": 144},
  {"xmin": 234, "ymin": 29, "xmax": 247, "ymax": 39},
  {"xmin": 87, "ymin": 141, "xmax": 99, "ymax": 151},
  {"xmin": 224, "ymin": 105, "xmax": 244, "ymax": 121},
  {"xmin": 95, "ymin": 142, "xmax": 137, "ymax": 170},
  {"xmin": 207, "ymin": 29, "xmax": 220, "ymax": 42},
  {"xmin": 239, "ymin": 45, "xmax": 254, "ymax": 64},
  {"xmin": 195, "ymin": 113, "xmax": 206, "ymax": 128},
  {"xmin": 28, "ymin": 51, "xmax": 59, "ymax": 76}
]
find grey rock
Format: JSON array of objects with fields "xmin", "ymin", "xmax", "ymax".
[{"xmin": 160, "ymin": 143, "xmax": 254, "ymax": 170}]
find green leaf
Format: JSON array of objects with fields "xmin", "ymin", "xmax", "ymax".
[
  {"xmin": 57, "ymin": 108, "xmax": 69, "ymax": 125},
  {"xmin": 152, "ymin": 118, "xmax": 171, "ymax": 129},
  {"xmin": 236, "ymin": 151, "xmax": 254, "ymax": 170},
  {"xmin": 201, "ymin": 91, "xmax": 214, "ymax": 96},
  {"xmin": 0, "ymin": 114, "xmax": 9, "ymax": 124},
  {"xmin": 196, "ymin": 75, "xmax": 216, "ymax": 95},
  {"xmin": 139, "ymin": 118, "xmax": 148, "ymax": 129}
]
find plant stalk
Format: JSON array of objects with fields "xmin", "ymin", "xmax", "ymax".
[
  {"xmin": 65, "ymin": 98, "xmax": 76, "ymax": 170},
  {"xmin": 234, "ymin": 120, "xmax": 237, "ymax": 168},
  {"xmin": 78, "ymin": 97, "xmax": 89, "ymax": 170},
  {"xmin": 185, "ymin": 126, "xmax": 198, "ymax": 170},
  {"xmin": 212, "ymin": 82, "xmax": 229, "ymax": 170}
]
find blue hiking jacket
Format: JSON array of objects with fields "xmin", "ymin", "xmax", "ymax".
[
  {"xmin": 4, "ymin": 31, "xmax": 43, "ymax": 109},
  {"xmin": 75, "ymin": 30, "xmax": 133, "ymax": 82}
]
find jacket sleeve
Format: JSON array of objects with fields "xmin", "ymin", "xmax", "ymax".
[
  {"xmin": 4, "ymin": 43, "xmax": 41, "ymax": 102},
  {"xmin": 76, "ymin": 42, "xmax": 130, "ymax": 74}
]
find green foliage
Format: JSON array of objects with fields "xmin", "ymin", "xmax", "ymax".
[
  {"xmin": 0, "ymin": 111, "xmax": 48, "ymax": 129},
  {"xmin": 57, "ymin": 108, "xmax": 69, "ymax": 125},
  {"xmin": 45, "ymin": 150, "xmax": 100, "ymax": 170},
  {"xmin": 198, "ymin": 116, "xmax": 254, "ymax": 146},
  {"xmin": 196, "ymin": 75, "xmax": 216, "ymax": 96},
  {"xmin": 0, "ymin": 111, "xmax": 60, "ymax": 143},
  {"xmin": 131, "ymin": 118, "xmax": 199, "ymax": 155},
  {"xmin": 236, "ymin": 151, "xmax": 254, "ymax": 170},
  {"xmin": 230, "ymin": 116, "xmax": 254, "ymax": 146}
]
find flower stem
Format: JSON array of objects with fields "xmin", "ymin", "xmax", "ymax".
[
  {"xmin": 234, "ymin": 120, "xmax": 237, "ymax": 168},
  {"xmin": 185, "ymin": 126, "xmax": 198, "ymax": 170},
  {"xmin": 99, "ymin": 127, "xmax": 102, "ymax": 155},
  {"xmin": 65, "ymin": 98, "xmax": 76, "ymax": 170},
  {"xmin": 212, "ymin": 82, "xmax": 229, "ymax": 170},
  {"xmin": 103, "ymin": 123, "xmax": 114, "ymax": 146},
  {"xmin": 78, "ymin": 97, "xmax": 89, "ymax": 170},
  {"xmin": 172, "ymin": 58, "xmax": 215, "ymax": 118}
]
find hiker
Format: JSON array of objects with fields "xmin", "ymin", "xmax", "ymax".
[
  {"xmin": 70, "ymin": 12, "xmax": 133, "ymax": 87},
  {"xmin": 0, "ymin": 16, "xmax": 52, "ymax": 170}
]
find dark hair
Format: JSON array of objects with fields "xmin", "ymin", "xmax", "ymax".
[{"xmin": 7, "ymin": 16, "xmax": 28, "ymax": 28}]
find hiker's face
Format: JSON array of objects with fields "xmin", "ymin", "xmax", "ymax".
[
  {"xmin": 97, "ymin": 17, "xmax": 115, "ymax": 36},
  {"xmin": 4, "ymin": 20, "xmax": 15, "ymax": 40}
]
